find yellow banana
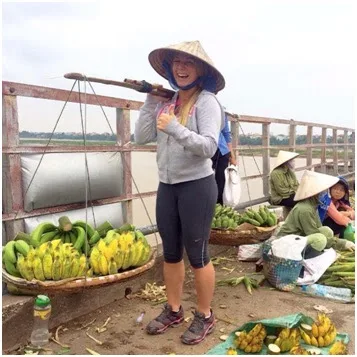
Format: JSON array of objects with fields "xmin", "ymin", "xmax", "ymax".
[
  {"xmin": 37, "ymin": 242, "xmax": 49, "ymax": 259},
  {"xmin": 52, "ymin": 256, "xmax": 62, "ymax": 280},
  {"xmin": 310, "ymin": 336, "xmax": 319, "ymax": 347},
  {"xmin": 311, "ymin": 323, "xmax": 319, "ymax": 338},
  {"xmin": 301, "ymin": 330, "xmax": 311, "ymax": 345},
  {"xmin": 33, "ymin": 254, "xmax": 45, "ymax": 281},
  {"xmin": 108, "ymin": 257, "xmax": 118, "ymax": 275},
  {"xmin": 70, "ymin": 256, "xmax": 80, "ymax": 277},
  {"xmin": 42, "ymin": 249, "xmax": 53, "ymax": 280},
  {"xmin": 97, "ymin": 239, "xmax": 106, "ymax": 254},
  {"xmin": 318, "ymin": 336, "xmax": 324, "ymax": 347},
  {"xmin": 62, "ymin": 257, "xmax": 72, "ymax": 279},
  {"xmin": 98, "ymin": 253, "xmax": 109, "ymax": 275}
]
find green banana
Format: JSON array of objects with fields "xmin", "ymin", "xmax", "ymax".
[
  {"xmin": 73, "ymin": 226, "xmax": 86, "ymax": 251},
  {"xmin": 4, "ymin": 258, "xmax": 21, "ymax": 277},
  {"xmin": 14, "ymin": 240, "xmax": 30, "ymax": 257},
  {"xmin": 39, "ymin": 230, "xmax": 59, "ymax": 244},
  {"xmin": 73, "ymin": 220, "xmax": 95, "ymax": 239},
  {"xmin": 31, "ymin": 222, "xmax": 58, "ymax": 242},
  {"xmin": 4, "ymin": 241, "xmax": 17, "ymax": 264},
  {"xmin": 89, "ymin": 230, "xmax": 101, "ymax": 245}
]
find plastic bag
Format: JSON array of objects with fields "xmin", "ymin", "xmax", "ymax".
[
  {"xmin": 222, "ymin": 165, "xmax": 241, "ymax": 207},
  {"xmin": 237, "ymin": 244, "xmax": 263, "ymax": 261},
  {"xmin": 343, "ymin": 223, "xmax": 355, "ymax": 242}
]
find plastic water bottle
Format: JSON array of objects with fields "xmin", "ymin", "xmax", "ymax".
[{"xmin": 30, "ymin": 295, "xmax": 51, "ymax": 347}]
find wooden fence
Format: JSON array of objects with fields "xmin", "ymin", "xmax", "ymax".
[{"xmin": 2, "ymin": 80, "xmax": 355, "ymax": 241}]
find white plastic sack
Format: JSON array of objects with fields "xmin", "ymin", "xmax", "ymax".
[
  {"xmin": 296, "ymin": 248, "xmax": 338, "ymax": 285},
  {"xmin": 222, "ymin": 165, "xmax": 241, "ymax": 207},
  {"xmin": 271, "ymin": 234, "xmax": 308, "ymax": 260},
  {"xmin": 238, "ymin": 244, "xmax": 263, "ymax": 262}
]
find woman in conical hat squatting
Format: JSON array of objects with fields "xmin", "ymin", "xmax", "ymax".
[
  {"xmin": 318, "ymin": 176, "xmax": 355, "ymax": 237},
  {"xmin": 135, "ymin": 40, "xmax": 225, "ymax": 345},
  {"xmin": 276, "ymin": 170, "xmax": 355, "ymax": 259},
  {"xmin": 269, "ymin": 150, "xmax": 300, "ymax": 209}
]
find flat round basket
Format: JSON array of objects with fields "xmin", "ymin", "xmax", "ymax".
[
  {"xmin": 3, "ymin": 249, "xmax": 157, "ymax": 295},
  {"xmin": 209, "ymin": 223, "xmax": 277, "ymax": 246}
]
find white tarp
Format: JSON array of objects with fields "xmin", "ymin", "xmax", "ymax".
[{"xmin": 21, "ymin": 152, "xmax": 124, "ymax": 211}]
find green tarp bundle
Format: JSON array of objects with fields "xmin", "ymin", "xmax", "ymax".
[{"xmin": 206, "ymin": 313, "xmax": 349, "ymax": 355}]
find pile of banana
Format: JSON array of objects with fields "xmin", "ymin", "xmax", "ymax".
[
  {"xmin": 300, "ymin": 313, "xmax": 337, "ymax": 348},
  {"xmin": 329, "ymin": 340, "xmax": 347, "ymax": 355},
  {"xmin": 89, "ymin": 230, "xmax": 151, "ymax": 275},
  {"xmin": 274, "ymin": 327, "xmax": 300, "ymax": 352},
  {"xmin": 211, "ymin": 204, "xmax": 242, "ymax": 230},
  {"xmin": 241, "ymin": 206, "xmax": 278, "ymax": 227},
  {"xmin": 234, "ymin": 323, "xmax": 267, "ymax": 353},
  {"xmin": 5, "ymin": 239, "xmax": 87, "ymax": 281}
]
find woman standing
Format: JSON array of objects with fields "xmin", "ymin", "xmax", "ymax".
[{"xmin": 135, "ymin": 40, "xmax": 225, "ymax": 345}]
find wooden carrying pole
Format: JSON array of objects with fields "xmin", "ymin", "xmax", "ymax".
[{"xmin": 64, "ymin": 73, "xmax": 175, "ymax": 99}]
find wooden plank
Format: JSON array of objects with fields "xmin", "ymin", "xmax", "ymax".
[
  {"xmin": 344, "ymin": 130, "xmax": 349, "ymax": 173},
  {"xmin": 306, "ymin": 126, "xmax": 313, "ymax": 168},
  {"xmin": 289, "ymin": 123, "xmax": 296, "ymax": 150},
  {"xmin": 2, "ymin": 191, "xmax": 157, "ymax": 222},
  {"xmin": 2, "ymin": 145, "xmax": 158, "ymax": 154},
  {"xmin": 351, "ymin": 132, "xmax": 355, "ymax": 172},
  {"xmin": 2, "ymin": 95, "xmax": 25, "ymax": 240},
  {"xmin": 228, "ymin": 114, "xmax": 354, "ymax": 131},
  {"xmin": 321, "ymin": 128, "xmax": 327, "ymax": 173},
  {"xmin": 262, "ymin": 123, "xmax": 270, "ymax": 196},
  {"xmin": 231, "ymin": 121, "xmax": 239, "ymax": 159},
  {"xmin": 333, "ymin": 129, "xmax": 338, "ymax": 174},
  {"xmin": 2, "ymin": 81, "xmax": 144, "ymax": 110},
  {"xmin": 117, "ymin": 108, "xmax": 133, "ymax": 224}
]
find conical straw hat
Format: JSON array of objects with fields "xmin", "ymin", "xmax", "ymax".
[
  {"xmin": 271, "ymin": 150, "xmax": 299, "ymax": 171},
  {"xmin": 294, "ymin": 170, "xmax": 339, "ymax": 201},
  {"xmin": 148, "ymin": 40, "xmax": 225, "ymax": 92}
]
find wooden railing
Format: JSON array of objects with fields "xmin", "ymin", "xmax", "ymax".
[{"xmin": 2, "ymin": 80, "xmax": 355, "ymax": 241}]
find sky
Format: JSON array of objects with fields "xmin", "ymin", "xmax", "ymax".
[{"xmin": 2, "ymin": 0, "xmax": 357, "ymax": 135}]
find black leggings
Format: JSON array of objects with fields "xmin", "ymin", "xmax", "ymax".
[
  {"xmin": 156, "ymin": 175, "xmax": 218, "ymax": 268},
  {"xmin": 279, "ymin": 194, "xmax": 297, "ymax": 208},
  {"xmin": 323, "ymin": 216, "xmax": 346, "ymax": 238},
  {"xmin": 211, "ymin": 150, "xmax": 230, "ymax": 205}
]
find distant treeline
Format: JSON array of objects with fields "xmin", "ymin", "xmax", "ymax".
[{"xmin": 20, "ymin": 131, "xmax": 353, "ymax": 145}]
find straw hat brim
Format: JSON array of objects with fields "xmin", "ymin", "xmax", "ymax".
[
  {"xmin": 271, "ymin": 151, "xmax": 299, "ymax": 172},
  {"xmin": 294, "ymin": 171, "xmax": 340, "ymax": 201},
  {"xmin": 148, "ymin": 48, "xmax": 225, "ymax": 92}
]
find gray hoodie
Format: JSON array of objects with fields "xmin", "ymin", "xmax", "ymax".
[{"xmin": 135, "ymin": 90, "xmax": 225, "ymax": 184}]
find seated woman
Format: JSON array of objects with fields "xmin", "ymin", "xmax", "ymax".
[
  {"xmin": 318, "ymin": 176, "xmax": 355, "ymax": 237},
  {"xmin": 277, "ymin": 170, "xmax": 355, "ymax": 258},
  {"xmin": 269, "ymin": 151, "xmax": 300, "ymax": 209}
]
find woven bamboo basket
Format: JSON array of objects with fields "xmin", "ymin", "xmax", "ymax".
[
  {"xmin": 209, "ymin": 223, "xmax": 277, "ymax": 246},
  {"xmin": 2, "ymin": 249, "xmax": 157, "ymax": 295}
]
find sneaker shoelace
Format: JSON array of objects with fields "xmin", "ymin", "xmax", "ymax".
[
  {"xmin": 156, "ymin": 305, "xmax": 174, "ymax": 323},
  {"xmin": 188, "ymin": 312, "xmax": 205, "ymax": 333}
]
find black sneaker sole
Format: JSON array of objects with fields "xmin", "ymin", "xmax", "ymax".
[{"xmin": 146, "ymin": 317, "xmax": 184, "ymax": 335}]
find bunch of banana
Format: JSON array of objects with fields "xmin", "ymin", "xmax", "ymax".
[
  {"xmin": 241, "ymin": 206, "xmax": 277, "ymax": 227},
  {"xmin": 234, "ymin": 323, "xmax": 266, "ymax": 353},
  {"xmin": 290, "ymin": 345, "xmax": 309, "ymax": 355},
  {"xmin": 212, "ymin": 204, "xmax": 242, "ymax": 230},
  {"xmin": 89, "ymin": 230, "xmax": 151, "ymax": 276},
  {"xmin": 328, "ymin": 340, "xmax": 347, "ymax": 355},
  {"xmin": 300, "ymin": 313, "xmax": 337, "ymax": 348},
  {"xmin": 3, "ymin": 239, "xmax": 31, "ymax": 277},
  {"xmin": 274, "ymin": 327, "xmax": 300, "ymax": 352},
  {"xmin": 14, "ymin": 239, "xmax": 88, "ymax": 281},
  {"xmin": 226, "ymin": 347, "xmax": 238, "ymax": 355}
]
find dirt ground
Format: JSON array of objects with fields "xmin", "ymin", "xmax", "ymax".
[{"xmin": 14, "ymin": 248, "xmax": 355, "ymax": 355}]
